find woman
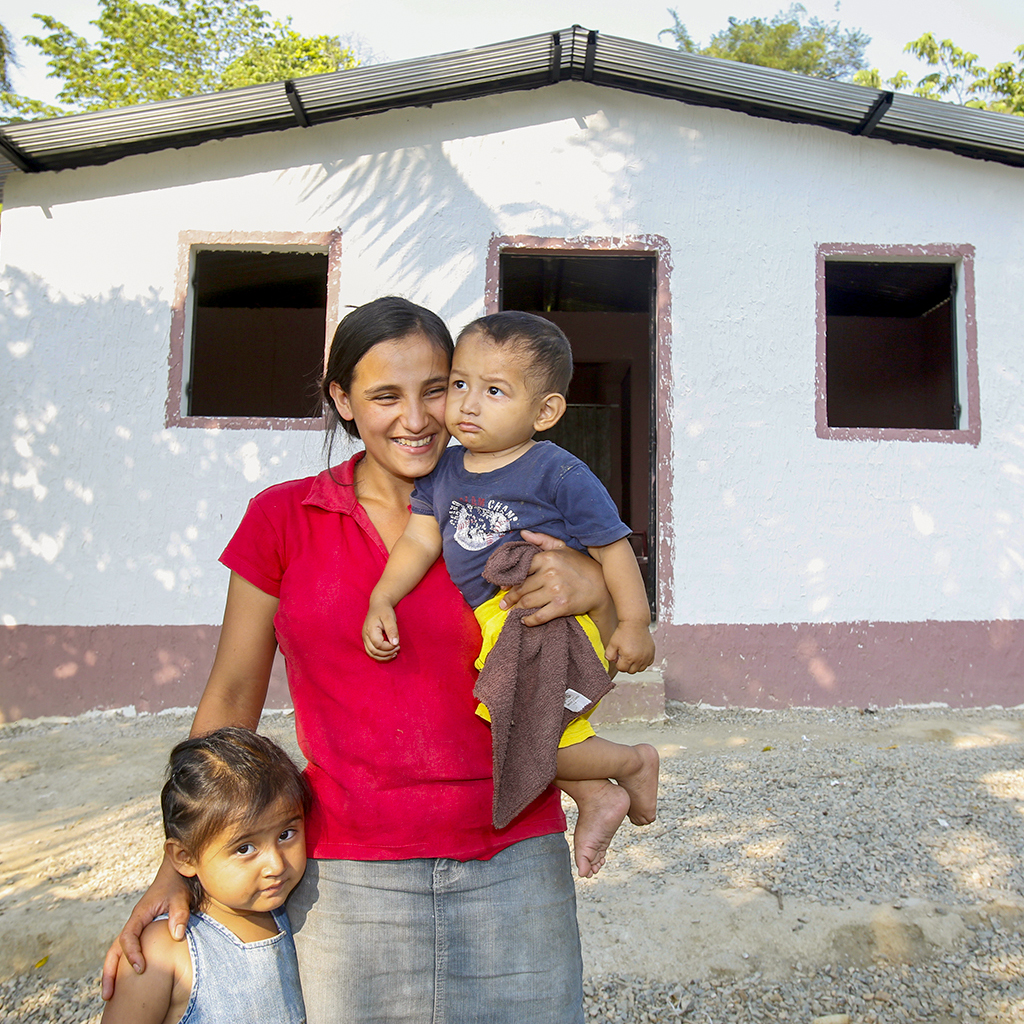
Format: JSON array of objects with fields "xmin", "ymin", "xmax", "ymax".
[{"xmin": 103, "ymin": 297, "xmax": 614, "ymax": 1023}]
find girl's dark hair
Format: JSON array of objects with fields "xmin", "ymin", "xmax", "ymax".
[
  {"xmin": 161, "ymin": 727, "xmax": 311, "ymax": 913},
  {"xmin": 458, "ymin": 311, "xmax": 573, "ymax": 397},
  {"xmin": 320, "ymin": 296, "xmax": 454, "ymax": 461}
]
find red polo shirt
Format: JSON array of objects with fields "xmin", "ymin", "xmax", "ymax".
[{"xmin": 220, "ymin": 453, "xmax": 566, "ymax": 861}]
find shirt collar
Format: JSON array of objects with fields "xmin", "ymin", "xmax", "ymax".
[{"xmin": 302, "ymin": 452, "xmax": 363, "ymax": 514}]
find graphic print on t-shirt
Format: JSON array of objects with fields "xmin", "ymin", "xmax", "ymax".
[{"xmin": 449, "ymin": 497, "xmax": 520, "ymax": 552}]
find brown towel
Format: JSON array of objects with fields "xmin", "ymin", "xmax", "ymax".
[{"xmin": 473, "ymin": 541, "xmax": 615, "ymax": 829}]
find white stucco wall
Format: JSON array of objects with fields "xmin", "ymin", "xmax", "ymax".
[{"xmin": 3, "ymin": 81, "xmax": 1024, "ymax": 634}]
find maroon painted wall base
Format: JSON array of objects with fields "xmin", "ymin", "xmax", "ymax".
[
  {"xmin": 656, "ymin": 620, "xmax": 1024, "ymax": 709},
  {"xmin": 1, "ymin": 624, "xmax": 290, "ymax": 723},
  {"xmin": 4, "ymin": 620, "xmax": 1023, "ymax": 723}
]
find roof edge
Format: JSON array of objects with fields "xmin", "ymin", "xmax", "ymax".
[{"xmin": 1, "ymin": 26, "xmax": 1022, "ymax": 182}]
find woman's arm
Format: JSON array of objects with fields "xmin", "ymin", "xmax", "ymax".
[
  {"xmin": 191, "ymin": 572, "xmax": 280, "ymax": 736},
  {"xmin": 499, "ymin": 530, "xmax": 617, "ymax": 641},
  {"xmin": 102, "ymin": 573, "xmax": 279, "ymax": 999}
]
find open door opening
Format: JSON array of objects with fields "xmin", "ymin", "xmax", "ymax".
[{"xmin": 500, "ymin": 253, "xmax": 657, "ymax": 611}]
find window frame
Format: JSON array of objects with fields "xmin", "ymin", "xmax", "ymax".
[
  {"xmin": 166, "ymin": 229, "xmax": 343, "ymax": 429},
  {"xmin": 486, "ymin": 232, "xmax": 674, "ymax": 618},
  {"xmin": 814, "ymin": 242, "xmax": 979, "ymax": 446}
]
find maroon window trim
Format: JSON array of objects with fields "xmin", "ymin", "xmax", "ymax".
[
  {"xmin": 815, "ymin": 242, "xmax": 980, "ymax": 446},
  {"xmin": 166, "ymin": 229, "xmax": 342, "ymax": 430},
  {"xmin": 485, "ymin": 233, "xmax": 676, "ymax": 618}
]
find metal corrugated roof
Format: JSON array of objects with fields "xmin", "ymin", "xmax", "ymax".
[{"xmin": 1, "ymin": 25, "xmax": 1022, "ymax": 188}]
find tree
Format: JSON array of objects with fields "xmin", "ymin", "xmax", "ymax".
[
  {"xmin": 1, "ymin": 22, "xmax": 15, "ymax": 93},
  {"xmin": 975, "ymin": 47, "xmax": 1024, "ymax": 115},
  {"xmin": 854, "ymin": 34, "xmax": 1024, "ymax": 116},
  {"xmin": 1, "ymin": 0, "xmax": 358, "ymax": 120},
  {"xmin": 661, "ymin": 4, "xmax": 870, "ymax": 81}
]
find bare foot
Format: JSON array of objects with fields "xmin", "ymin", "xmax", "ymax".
[
  {"xmin": 616, "ymin": 743, "xmax": 660, "ymax": 826},
  {"xmin": 570, "ymin": 779, "xmax": 630, "ymax": 878}
]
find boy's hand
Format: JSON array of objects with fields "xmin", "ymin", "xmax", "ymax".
[
  {"xmin": 604, "ymin": 621, "xmax": 655, "ymax": 674},
  {"xmin": 363, "ymin": 600, "xmax": 400, "ymax": 661}
]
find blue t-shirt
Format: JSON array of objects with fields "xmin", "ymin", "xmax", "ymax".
[{"xmin": 410, "ymin": 441, "xmax": 630, "ymax": 607}]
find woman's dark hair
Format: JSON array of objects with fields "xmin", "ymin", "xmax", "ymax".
[
  {"xmin": 320, "ymin": 296, "xmax": 454, "ymax": 461},
  {"xmin": 161, "ymin": 727, "xmax": 311, "ymax": 913},
  {"xmin": 458, "ymin": 311, "xmax": 573, "ymax": 396}
]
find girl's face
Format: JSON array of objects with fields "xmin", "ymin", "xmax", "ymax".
[
  {"xmin": 172, "ymin": 798, "xmax": 306, "ymax": 923},
  {"xmin": 329, "ymin": 331, "xmax": 450, "ymax": 484}
]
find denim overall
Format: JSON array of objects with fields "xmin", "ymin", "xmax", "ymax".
[{"xmin": 179, "ymin": 906, "xmax": 305, "ymax": 1023}]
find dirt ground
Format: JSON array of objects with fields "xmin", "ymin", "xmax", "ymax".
[{"xmin": 2, "ymin": 705, "xmax": 1023, "ymax": 1015}]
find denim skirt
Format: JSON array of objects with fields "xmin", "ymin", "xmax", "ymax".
[{"xmin": 287, "ymin": 833, "xmax": 584, "ymax": 1024}]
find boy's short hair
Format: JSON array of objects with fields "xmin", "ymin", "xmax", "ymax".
[{"xmin": 459, "ymin": 312, "xmax": 573, "ymax": 397}]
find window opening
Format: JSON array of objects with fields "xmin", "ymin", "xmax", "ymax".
[
  {"xmin": 825, "ymin": 260, "xmax": 958, "ymax": 430},
  {"xmin": 188, "ymin": 250, "xmax": 328, "ymax": 418}
]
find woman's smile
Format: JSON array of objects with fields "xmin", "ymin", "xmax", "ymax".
[{"xmin": 392, "ymin": 434, "xmax": 437, "ymax": 449}]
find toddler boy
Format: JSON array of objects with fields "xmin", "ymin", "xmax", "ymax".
[{"xmin": 363, "ymin": 311, "xmax": 659, "ymax": 876}]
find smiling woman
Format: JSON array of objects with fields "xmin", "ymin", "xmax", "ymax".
[{"xmin": 103, "ymin": 295, "xmax": 614, "ymax": 1024}]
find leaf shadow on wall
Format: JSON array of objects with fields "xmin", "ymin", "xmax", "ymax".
[{"xmin": 0, "ymin": 265, "xmax": 301, "ymax": 721}]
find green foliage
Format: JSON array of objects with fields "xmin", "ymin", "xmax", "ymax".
[
  {"xmin": 660, "ymin": 8, "xmax": 1023, "ymax": 118},
  {"xmin": 1, "ymin": 0, "xmax": 358, "ymax": 119},
  {"xmin": 661, "ymin": 4, "xmax": 870, "ymax": 81},
  {"xmin": 219, "ymin": 27, "xmax": 354, "ymax": 87},
  {"xmin": 0, "ymin": 93, "xmax": 67, "ymax": 119},
  {"xmin": 975, "ymin": 46, "xmax": 1024, "ymax": 115},
  {"xmin": 0, "ymin": 22, "xmax": 57, "ymax": 117},
  {"xmin": 1, "ymin": 21, "xmax": 16, "ymax": 93},
  {"xmin": 853, "ymin": 33, "xmax": 1024, "ymax": 116},
  {"xmin": 902, "ymin": 33, "xmax": 982, "ymax": 104}
]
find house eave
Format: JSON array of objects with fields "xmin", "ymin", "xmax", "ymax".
[{"xmin": 1, "ymin": 25, "xmax": 1022, "ymax": 192}]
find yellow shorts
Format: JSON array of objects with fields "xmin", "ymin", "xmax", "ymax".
[{"xmin": 472, "ymin": 592, "xmax": 605, "ymax": 748}]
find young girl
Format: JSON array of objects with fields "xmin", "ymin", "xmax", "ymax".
[{"xmin": 101, "ymin": 727, "xmax": 310, "ymax": 1024}]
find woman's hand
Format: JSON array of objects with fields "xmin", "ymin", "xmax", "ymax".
[
  {"xmin": 101, "ymin": 855, "xmax": 190, "ymax": 1000},
  {"xmin": 499, "ymin": 530, "xmax": 615, "ymax": 634}
]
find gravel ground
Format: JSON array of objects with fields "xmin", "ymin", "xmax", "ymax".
[{"xmin": 2, "ymin": 702, "xmax": 1023, "ymax": 1022}]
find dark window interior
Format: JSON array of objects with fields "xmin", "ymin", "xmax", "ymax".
[
  {"xmin": 502, "ymin": 255, "xmax": 653, "ymax": 313},
  {"xmin": 188, "ymin": 250, "xmax": 327, "ymax": 418},
  {"xmin": 825, "ymin": 261, "xmax": 958, "ymax": 430}
]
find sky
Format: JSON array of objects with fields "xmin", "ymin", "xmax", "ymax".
[{"xmin": 5, "ymin": 0, "xmax": 1024, "ymax": 107}]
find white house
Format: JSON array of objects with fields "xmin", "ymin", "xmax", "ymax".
[{"xmin": 2, "ymin": 27, "xmax": 1023, "ymax": 722}]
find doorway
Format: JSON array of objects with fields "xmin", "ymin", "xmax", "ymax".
[{"xmin": 499, "ymin": 252, "xmax": 657, "ymax": 608}]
